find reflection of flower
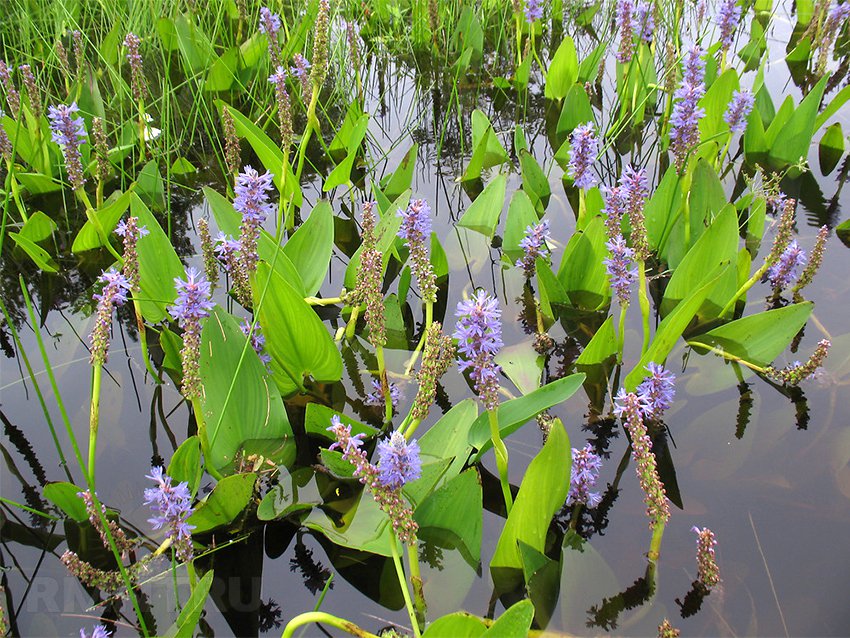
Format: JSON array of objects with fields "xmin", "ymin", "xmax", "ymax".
[{"xmin": 365, "ymin": 378, "xmax": 401, "ymax": 410}]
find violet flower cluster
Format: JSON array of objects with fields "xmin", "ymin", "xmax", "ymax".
[
  {"xmin": 398, "ymin": 198, "xmax": 437, "ymax": 303},
  {"xmin": 516, "ymin": 219, "xmax": 551, "ymax": 278},
  {"xmin": 89, "ymin": 269, "xmax": 131, "ymax": 365},
  {"xmin": 365, "ymin": 378, "xmax": 402, "ymax": 411},
  {"xmin": 603, "ymin": 235, "xmax": 638, "ymax": 307},
  {"xmin": 620, "ymin": 164, "xmax": 650, "ymax": 260},
  {"xmin": 79, "ymin": 626, "xmax": 109, "ymax": 638},
  {"xmin": 817, "ymin": 3, "xmax": 850, "ymax": 73},
  {"xmin": 232, "ymin": 166, "xmax": 275, "ymax": 304},
  {"xmin": 525, "ymin": 0, "xmax": 543, "ymax": 23},
  {"xmin": 144, "ymin": 466, "xmax": 195, "ymax": 562},
  {"xmin": 259, "ymin": 6, "xmax": 283, "ymax": 68},
  {"xmin": 290, "ymin": 54, "xmax": 312, "ymax": 95},
  {"xmin": 614, "ymin": 390, "xmax": 670, "ymax": 527},
  {"xmin": 48, "ymin": 102, "xmax": 87, "ymax": 190},
  {"xmin": 115, "ymin": 216, "xmax": 148, "ymax": 292},
  {"xmin": 268, "ymin": 66, "xmax": 293, "ymax": 149},
  {"xmin": 168, "ymin": 267, "xmax": 215, "ymax": 400},
  {"xmin": 0, "ymin": 108, "xmax": 11, "ymax": 161},
  {"xmin": 692, "ymin": 526, "xmax": 720, "ymax": 589},
  {"xmin": 633, "ymin": 1, "xmax": 655, "ymax": 43},
  {"xmin": 615, "ymin": 0, "xmax": 636, "ymax": 63},
  {"xmin": 454, "ymin": 290, "xmax": 504, "ymax": 411},
  {"xmin": 766, "ymin": 239, "xmax": 807, "ymax": 292},
  {"xmin": 376, "ymin": 431, "xmax": 422, "ymax": 489},
  {"xmin": 669, "ymin": 46, "xmax": 706, "ymax": 173},
  {"xmin": 723, "ymin": 90, "xmax": 755, "ymax": 134},
  {"xmin": 327, "ymin": 416, "xmax": 419, "ymax": 543},
  {"xmin": 635, "ymin": 362, "xmax": 676, "ymax": 420},
  {"xmin": 567, "ymin": 444, "xmax": 603, "ymax": 508},
  {"xmin": 716, "ymin": 0, "xmax": 741, "ymax": 53},
  {"xmin": 567, "ymin": 122, "xmax": 598, "ymax": 189},
  {"xmin": 410, "ymin": 322, "xmax": 455, "ymax": 422}
]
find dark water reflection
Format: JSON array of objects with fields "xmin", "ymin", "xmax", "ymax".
[{"xmin": 3, "ymin": 2, "xmax": 850, "ymax": 636}]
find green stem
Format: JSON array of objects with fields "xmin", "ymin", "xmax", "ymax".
[
  {"xmin": 488, "ymin": 408, "xmax": 513, "ymax": 515},
  {"xmin": 88, "ymin": 363, "xmax": 102, "ymax": 482},
  {"xmin": 719, "ymin": 260, "xmax": 771, "ymax": 317},
  {"xmin": 305, "ymin": 295, "xmax": 344, "ymax": 306},
  {"xmin": 344, "ymin": 305, "xmax": 360, "ymax": 341},
  {"xmin": 78, "ymin": 188, "xmax": 124, "ymax": 263},
  {"xmin": 578, "ymin": 189, "xmax": 586, "ymax": 225},
  {"xmin": 617, "ymin": 303, "xmax": 628, "ymax": 364},
  {"xmin": 407, "ymin": 543, "xmax": 427, "ymax": 632},
  {"xmin": 390, "ymin": 534, "xmax": 422, "ymax": 638},
  {"xmin": 404, "ymin": 301, "xmax": 433, "ymax": 376},
  {"xmin": 281, "ymin": 612, "xmax": 380, "ymax": 638},
  {"xmin": 376, "ymin": 345, "xmax": 392, "ymax": 425},
  {"xmin": 192, "ymin": 397, "xmax": 225, "ymax": 481},
  {"xmin": 637, "ymin": 261, "xmax": 651, "ymax": 356}
]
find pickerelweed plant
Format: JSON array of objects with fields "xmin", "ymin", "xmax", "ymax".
[{"xmin": 0, "ymin": 0, "xmax": 845, "ymax": 636}]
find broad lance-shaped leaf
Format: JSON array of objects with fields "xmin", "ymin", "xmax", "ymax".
[
  {"xmin": 557, "ymin": 215, "xmax": 610, "ymax": 311},
  {"xmin": 132, "ymin": 194, "xmax": 184, "ymax": 323},
  {"xmin": 469, "ymin": 373, "xmax": 584, "ymax": 460},
  {"xmin": 281, "ymin": 200, "xmax": 334, "ymax": 297},
  {"xmin": 9, "ymin": 232, "xmax": 58, "ymax": 272},
  {"xmin": 200, "ymin": 307, "xmax": 292, "ymax": 471},
  {"xmin": 687, "ymin": 302, "xmax": 813, "ymax": 368},
  {"xmin": 382, "ymin": 143, "xmax": 418, "ymax": 201},
  {"xmin": 162, "ymin": 571, "xmax": 214, "ymax": 638},
  {"xmin": 203, "ymin": 186, "xmax": 306, "ymax": 295},
  {"xmin": 458, "ymin": 175, "xmax": 508, "ymax": 235},
  {"xmin": 418, "ymin": 399, "xmax": 479, "ymax": 478},
  {"xmin": 460, "ymin": 111, "xmax": 508, "ymax": 182},
  {"xmin": 545, "ymin": 36, "xmax": 578, "ymax": 100},
  {"xmin": 769, "ymin": 75, "xmax": 828, "ymax": 169},
  {"xmin": 819, "ymin": 122, "xmax": 844, "ymax": 176},
  {"xmin": 491, "ymin": 419, "xmax": 570, "ymax": 593},
  {"xmin": 414, "ymin": 468, "xmax": 483, "ymax": 567},
  {"xmin": 253, "ymin": 262, "xmax": 342, "ymax": 396},
  {"xmin": 501, "ymin": 190, "xmax": 539, "ymax": 263},
  {"xmin": 71, "ymin": 189, "xmax": 133, "ymax": 253}
]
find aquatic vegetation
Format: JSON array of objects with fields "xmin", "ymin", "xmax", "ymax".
[{"xmin": 0, "ymin": 0, "xmax": 846, "ymax": 636}]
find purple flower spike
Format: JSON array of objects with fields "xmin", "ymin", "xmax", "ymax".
[
  {"xmin": 723, "ymin": 90, "xmax": 755, "ymax": 134},
  {"xmin": 766, "ymin": 240, "xmax": 807, "ymax": 292},
  {"xmin": 89, "ymin": 268, "xmax": 132, "ymax": 365},
  {"xmin": 169, "ymin": 268, "xmax": 214, "ymax": 400},
  {"xmin": 235, "ymin": 166, "xmax": 275, "ymax": 281},
  {"xmin": 616, "ymin": 0, "xmax": 636, "ymax": 63},
  {"xmin": 454, "ymin": 290, "xmax": 503, "ymax": 411},
  {"xmin": 682, "ymin": 46, "xmax": 706, "ymax": 88},
  {"xmin": 80, "ymin": 626, "xmax": 109, "ymax": 638},
  {"xmin": 603, "ymin": 235, "xmax": 637, "ymax": 306},
  {"xmin": 669, "ymin": 48, "xmax": 706, "ymax": 173},
  {"xmin": 241, "ymin": 320, "xmax": 272, "ymax": 369},
  {"xmin": 290, "ymin": 53, "xmax": 311, "ymax": 94},
  {"xmin": 633, "ymin": 1, "xmax": 655, "ymax": 42},
  {"xmin": 516, "ymin": 219, "xmax": 551, "ymax": 278},
  {"xmin": 567, "ymin": 122, "xmax": 598, "ymax": 189},
  {"xmin": 635, "ymin": 362, "xmax": 676, "ymax": 419},
  {"xmin": 48, "ymin": 102, "xmax": 87, "ymax": 190},
  {"xmin": 398, "ymin": 198, "xmax": 438, "ymax": 302},
  {"xmin": 716, "ymin": 0, "xmax": 741, "ymax": 51},
  {"xmin": 525, "ymin": 0, "xmax": 543, "ymax": 23},
  {"xmin": 144, "ymin": 466, "xmax": 195, "ymax": 562},
  {"xmin": 259, "ymin": 7, "xmax": 282, "ymax": 36},
  {"xmin": 376, "ymin": 431, "xmax": 422, "ymax": 489},
  {"xmin": 692, "ymin": 526, "xmax": 720, "ymax": 588},
  {"xmin": 567, "ymin": 444, "xmax": 603, "ymax": 507}
]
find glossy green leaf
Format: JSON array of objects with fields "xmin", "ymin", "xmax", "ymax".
[
  {"xmin": 9, "ymin": 231, "xmax": 58, "ymax": 272},
  {"xmin": 662, "ymin": 204, "xmax": 739, "ymax": 320},
  {"xmin": 43, "ymin": 482, "xmax": 88, "ymax": 522},
  {"xmin": 688, "ymin": 302, "xmax": 813, "ymax": 367},
  {"xmin": 305, "ymin": 488, "xmax": 393, "ymax": 556},
  {"xmin": 624, "ymin": 270, "xmax": 722, "ymax": 391},
  {"xmin": 257, "ymin": 467, "xmax": 322, "ymax": 521},
  {"xmin": 418, "ymin": 399, "xmax": 478, "ymax": 477},
  {"xmin": 483, "ymin": 599, "xmax": 535, "ymax": 637},
  {"xmin": 769, "ymin": 76, "xmax": 827, "ymax": 168},
  {"xmin": 577, "ymin": 41, "xmax": 605, "ymax": 83},
  {"xmin": 545, "ymin": 37, "xmax": 578, "ymax": 99},
  {"xmin": 575, "ymin": 315, "xmax": 617, "ymax": 365},
  {"xmin": 72, "ymin": 190, "xmax": 133, "ymax": 253},
  {"xmin": 168, "ymin": 437, "xmax": 203, "ymax": 494},
  {"xmin": 253, "ymin": 262, "xmax": 342, "ymax": 396},
  {"xmin": 383, "ymin": 144, "xmax": 419, "ymax": 201},
  {"xmin": 188, "ymin": 472, "xmax": 256, "ymax": 534},
  {"xmin": 461, "ymin": 111, "xmax": 508, "ymax": 181},
  {"xmin": 132, "ymin": 194, "xmax": 184, "ymax": 323},
  {"xmin": 502, "ymin": 190, "xmax": 540, "ymax": 263},
  {"xmin": 557, "ymin": 84, "xmax": 594, "ymax": 143},
  {"xmin": 469, "ymin": 374, "xmax": 584, "ymax": 458},
  {"xmin": 281, "ymin": 200, "xmax": 334, "ymax": 296},
  {"xmin": 491, "ymin": 420, "xmax": 569, "ymax": 591},
  {"xmin": 421, "ymin": 613, "xmax": 487, "ymax": 638},
  {"xmin": 304, "ymin": 403, "xmax": 378, "ymax": 441},
  {"xmin": 203, "ymin": 47, "xmax": 239, "ymax": 92},
  {"xmin": 645, "ymin": 166, "xmax": 683, "ymax": 258},
  {"xmin": 819, "ymin": 122, "xmax": 844, "ymax": 175},
  {"xmin": 815, "ymin": 83, "xmax": 850, "ymax": 131},
  {"xmin": 557, "ymin": 215, "xmax": 611, "ymax": 311},
  {"xmin": 519, "ymin": 150, "xmax": 550, "ymax": 211},
  {"xmin": 136, "ymin": 160, "xmax": 166, "ymax": 211},
  {"xmin": 415, "ymin": 468, "xmax": 482, "ymax": 567},
  {"xmin": 171, "ymin": 157, "xmax": 197, "ymax": 175},
  {"xmin": 457, "ymin": 173, "xmax": 507, "ymax": 237},
  {"xmin": 536, "ymin": 258, "xmax": 569, "ymax": 318},
  {"xmin": 15, "ymin": 172, "xmax": 61, "ymax": 194},
  {"xmin": 162, "ymin": 571, "xmax": 214, "ymax": 638},
  {"xmin": 18, "ymin": 211, "xmax": 57, "ymax": 243},
  {"xmin": 324, "ymin": 114, "xmax": 369, "ymax": 191},
  {"xmin": 200, "ymin": 307, "xmax": 291, "ymax": 471}
]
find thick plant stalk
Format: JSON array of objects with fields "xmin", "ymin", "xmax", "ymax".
[{"xmin": 489, "ymin": 409, "xmax": 513, "ymax": 515}]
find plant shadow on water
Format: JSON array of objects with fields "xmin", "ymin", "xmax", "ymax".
[{"xmin": 1, "ymin": 0, "xmax": 850, "ymax": 636}]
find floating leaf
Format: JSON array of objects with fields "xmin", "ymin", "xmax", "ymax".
[
  {"xmin": 188, "ymin": 473, "xmax": 256, "ymax": 534},
  {"xmin": 72, "ymin": 189, "xmax": 133, "ymax": 253},
  {"xmin": 421, "ymin": 613, "xmax": 487, "ymax": 638},
  {"xmin": 418, "ymin": 399, "xmax": 479, "ymax": 477},
  {"xmin": 495, "ymin": 341, "xmax": 543, "ymax": 395}
]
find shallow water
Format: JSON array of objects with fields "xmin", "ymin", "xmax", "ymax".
[{"xmin": 3, "ymin": 3, "xmax": 850, "ymax": 637}]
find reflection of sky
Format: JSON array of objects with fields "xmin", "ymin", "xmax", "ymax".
[{"xmin": 3, "ymin": 7, "xmax": 850, "ymax": 637}]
